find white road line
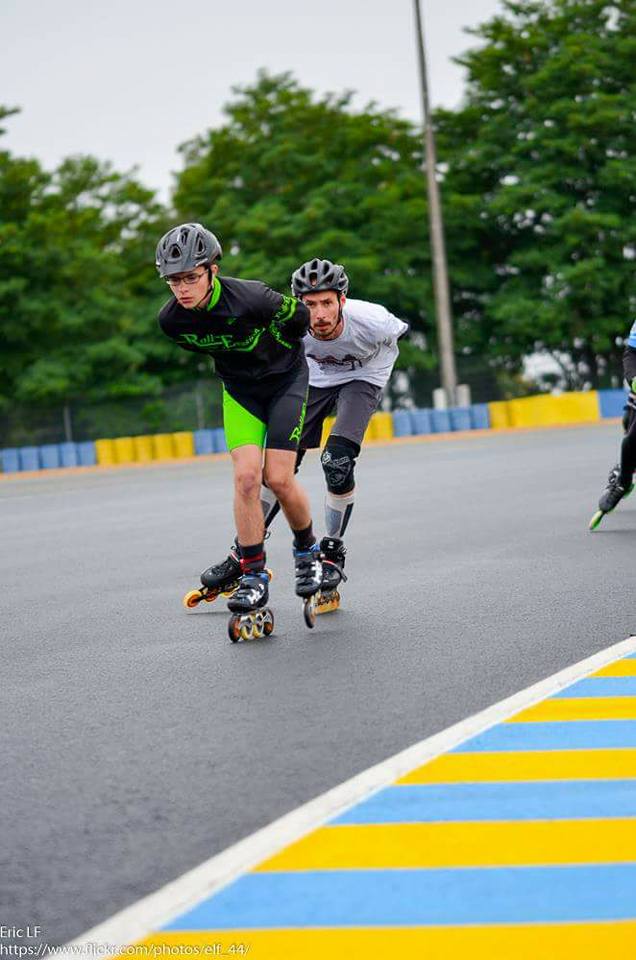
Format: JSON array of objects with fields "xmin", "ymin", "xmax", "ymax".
[{"xmin": 58, "ymin": 634, "xmax": 636, "ymax": 958}]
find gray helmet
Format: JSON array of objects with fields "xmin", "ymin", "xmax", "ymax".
[
  {"xmin": 291, "ymin": 258, "xmax": 349, "ymax": 297},
  {"xmin": 155, "ymin": 223, "xmax": 222, "ymax": 278}
]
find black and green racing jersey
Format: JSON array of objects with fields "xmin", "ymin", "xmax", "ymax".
[{"xmin": 158, "ymin": 275, "xmax": 310, "ymax": 383}]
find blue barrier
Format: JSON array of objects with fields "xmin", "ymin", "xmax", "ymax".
[
  {"xmin": 19, "ymin": 446, "xmax": 40, "ymax": 471},
  {"xmin": 212, "ymin": 428, "xmax": 228, "ymax": 453},
  {"xmin": 194, "ymin": 429, "xmax": 215, "ymax": 455},
  {"xmin": 431, "ymin": 409, "xmax": 452, "ymax": 433},
  {"xmin": 598, "ymin": 389, "xmax": 627, "ymax": 419},
  {"xmin": 1, "ymin": 448, "xmax": 20, "ymax": 473},
  {"xmin": 59, "ymin": 442, "xmax": 78, "ymax": 467},
  {"xmin": 410, "ymin": 409, "xmax": 433, "ymax": 435},
  {"xmin": 470, "ymin": 404, "xmax": 490, "ymax": 430},
  {"xmin": 392, "ymin": 410, "xmax": 412, "ymax": 437},
  {"xmin": 449, "ymin": 406, "xmax": 472, "ymax": 431},
  {"xmin": 77, "ymin": 441, "xmax": 96, "ymax": 467},
  {"xmin": 40, "ymin": 444, "xmax": 61, "ymax": 469}
]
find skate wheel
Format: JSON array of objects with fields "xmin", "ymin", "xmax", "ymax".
[
  {"xmin": 220, "ymin": 580, "xmax": 240, "ymax": 598},
  {"xmin": 252, "ymin": 610, "xmax": 266, "ymax": 639},
  {"xmin": 183, "ymin": 589, "xmax": 203, "ymax": 609},
  {"xmin": 316, "ymin": 590, "xmax": 340, "ymax": 615},
  {"xmin": 228, "ymin": 615, "xmax": 241, "ymax": 643},
  {"xmin": 589, "ymin": 510, "xmax": 605, "ymax": 531},
  {"xmin": 258, "ymin": 608, "xmax": 274, "ymax": 636},
  {"xmin": 303, "ymin": 597, "xmax": 316, "ymax": 629}
]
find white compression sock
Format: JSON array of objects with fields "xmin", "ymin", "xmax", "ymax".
[
  {"xmin": 260, "ymin": 484, "xmax": 280, "ymax": 527},
  {"xmin": 324, "ymin": 490, "xmax": 355, "ymax": 538}
]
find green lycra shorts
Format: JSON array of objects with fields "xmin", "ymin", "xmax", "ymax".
[{"xmin": 222, "ymin": 361, "xmax": 309, "ymax": 452}]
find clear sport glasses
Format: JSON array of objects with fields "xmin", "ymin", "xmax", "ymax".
[{"xmin": 165, "ymin": 270, "xmax": 206, "ymax": 288}]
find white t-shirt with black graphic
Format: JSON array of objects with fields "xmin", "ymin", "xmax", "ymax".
[{"xmin": 302, "ymin": 298, "xmax": 409, "ymax": 388}]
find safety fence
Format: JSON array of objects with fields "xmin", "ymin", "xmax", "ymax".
[{"xmin": 0, "ymin": 389, "xmax": 628, "ymax": 474}]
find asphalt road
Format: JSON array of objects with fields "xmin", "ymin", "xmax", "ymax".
[{"xmin": 2, "ymin": 422, "xmax": 634, "ymax": 945}]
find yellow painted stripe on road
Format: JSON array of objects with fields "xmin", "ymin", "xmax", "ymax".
[
  {"xmin": 253, "ymin": 819, "xmax": 636, "ymax": 872},
  {"xmin": 134, "ymin": 921, "xmax": 636, "ymax": 959},
  {"xmin": 593, "ymin": 660, "xmax": 636, "ymax": 677},
  {"xmin": 509, "ymin": 697, "xmax": 636, "ymax": 723},
  {"xmin": 398, "ymin": 748, "xmax": 636, "ymax": 783}
]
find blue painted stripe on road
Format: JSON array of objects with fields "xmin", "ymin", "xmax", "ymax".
[
  {"xmin": 330, "ymin": 781, "xmax": 636, "ymax": 824},
  {"xmin": 453, "ymin": 721, "xmax": 636, "ymax": 753},
  {"xmin": 555, "ymin": 678, "xmax": 636, "ymax": 698},
  {"xmin": 162, "ymin": 864, "xmax": 636, "ymax": 929}
]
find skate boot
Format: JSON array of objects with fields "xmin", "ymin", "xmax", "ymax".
[
  {"xmin": 226, "ymin": 570, "xmax": 274, "ymax": 642},
  {"xmin": 294, "ymin": 543, "xmax": 323, "ymax": 630},
  {"xmin": 320, "ymin": 536, "xmax": 347, "ymax": 591},
  {"xmin": 589, "ymin": 464, "xmax": 634, "ymax": 530},
  {"xmin": 200, "ymin": 543, "xmax": 241, "ymax": 590},
  {"xmin": 227, "ymin": 570, "xmax": 270, "ymax": 613},
  {"xmin": 183, "ymin": 543, "xmax": 242, "ymax": 609},
  {"xmin": 294, "ymin": 543, "xmax": 323, "ymax": 598},
  {"xmin": 599, "ymin": 465, "xmax": 634, "ymax": 512}
]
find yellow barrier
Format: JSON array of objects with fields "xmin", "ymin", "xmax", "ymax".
[
  {"xmin": 321, "ymin": 412, "xmax": 394, "ymax": 446},
  {"xmin": 133, "ymin": 435, "xmax": 154, "ymax": 462},
  {"xmin": 489, "ymin": 393, "xmax": 600, "ymax": 429},
  {"xmin": 552, "ymin": 391, "xmax": 600, "ymax": 424},
  {"xmin": 488, "ymin": 401, "xmax": 512, "ymax": 430},
  {"xmin": 508, "ymin": 391, "xmax": 599, "ymax": 428},
  {"xmin": 95, "ymin": 438, "xmax": 116, "ymax": 466},
  {"xmin": 152, "ymin": 434, "xmax": 175, "ymax": 460},
  {"xmin": 90, "ymin": 390, "xmax": 604, "ymax": 473},
  {"xmin": 364, "ymin": 412, "xmax": 394, "ymax": 442},
  {"xmin": 320, "ymin": 416, "xmax": 336, "ymax": 447},
  {"xmin": 172, "ymin": 431, "xmax": 195, "ymax": 458},
  {"xmin": 113, "ymin": 436, "xmax": 135, "ymax": 464}
]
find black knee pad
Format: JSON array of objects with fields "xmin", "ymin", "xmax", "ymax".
[
  {"xmin": 623, "ymin": 399, "xmax": 636, "ymax": 435},
  {"xmin": 320, "ymin": 435, "xmax": 359, "ymax": 494}
]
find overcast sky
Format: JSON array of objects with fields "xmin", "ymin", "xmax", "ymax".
[{"xmin": 1, "ymin": 0, "xmax": 502, "ymax": 200}]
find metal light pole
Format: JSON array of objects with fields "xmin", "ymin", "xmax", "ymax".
[{"xmin": 413, "ymin": 0, "xmax": 458, "ymax": 404}]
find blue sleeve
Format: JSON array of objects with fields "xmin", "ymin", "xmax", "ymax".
[{"xmin": 628, "ymin": 321, "xmax": 636, "ymax": 348}]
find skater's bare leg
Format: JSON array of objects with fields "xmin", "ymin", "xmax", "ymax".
[
  {"xmin": 231, "ymin": 445, "xmax": 265, "ymax": 545},
  {"xmin": 264, "ymin": 448, "xmax": 322, "ymax": 596},
  {"xmin": 225, "ymin": 445, "xmax": 271, "ymax": 615},
  {"xmin": 263, "ymin": 449, "xmax": 312, "ymax": 531}
]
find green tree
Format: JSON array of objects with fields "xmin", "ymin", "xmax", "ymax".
[
  {"xmin": 436, "ymin": 0, "xmax": 636, "ymax": 389},
  {"xmin": 0, "ymin": 112, "xmax": 170, "ymax": 429}
]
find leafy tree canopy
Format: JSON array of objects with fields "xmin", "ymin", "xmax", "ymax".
[
  {"xmin": 0, "ymin": 114, "xmax": 170, "ymax": 416},
  {"xmin": 436, "ymin": 0, "xmax": 636, "ymax": 387}
]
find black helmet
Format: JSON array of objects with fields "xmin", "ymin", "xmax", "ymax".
[
  {"xmin": 291, "ymin": 258, "xmax": 349, "ymax": 297},
  {"xmin": 155, "ymin": 223, "xmax": 222, "ymax": 278}
]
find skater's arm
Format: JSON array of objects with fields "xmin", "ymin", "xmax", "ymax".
[
  {"xmin": 363, "ymin": 304, "xmax": 409, "ymax": 348},
  {"xmin": 260, "ymin": 287, "xmax": 310, "ymax": 347}
]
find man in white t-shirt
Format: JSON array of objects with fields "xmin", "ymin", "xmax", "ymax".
[{"xmin": 288, "ymin": 257, "xmax": 409, "ymax": 588}]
